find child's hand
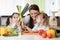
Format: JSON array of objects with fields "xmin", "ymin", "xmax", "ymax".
[{"xmin": 15, "ymin": 20, "xmax": 20, "ymax": 27}]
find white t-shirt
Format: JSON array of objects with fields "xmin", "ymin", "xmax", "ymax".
[
  {"xmin": 32, "ymin": 24, "xmax": 49, "ymax": 31},
  {"xmin": 32, "ymin": 23, "xmax": 39, "ymax": 31},
  {"xmin": 37, "ymin": 26, "xmax": 49, "ymax": 31}
]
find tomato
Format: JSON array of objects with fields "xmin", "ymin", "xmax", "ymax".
[
  {"xmin": 46, "ymin": 29, "xmax": 55, "ymax": 37},
  {"xmin": 47, "ymin": 34, "xmax": 53, "ymax": 38},
  {"xmin": 42, "ymin": 32, "xmax": 47, "ymax": 38},
  {"xmin": 38, "ymin": 30, "xmax": 45, "ymax": 35}
]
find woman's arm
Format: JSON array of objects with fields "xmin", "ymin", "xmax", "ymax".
[{"xmin": 25, "ymin": 26, "xmax": 32, "ymax": 31}]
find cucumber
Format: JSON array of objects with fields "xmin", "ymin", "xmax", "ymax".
[
  {"xmin": 3, "ymin": 34, "xmax": 18, "ymax": 36},
  {"xmin": 3, "ymin": 34, "xmax": 9, "ymax": 36}
]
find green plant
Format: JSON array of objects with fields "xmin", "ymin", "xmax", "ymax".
[{"xmin": 16, "ymin": 3, "xmax": 29, "ymax": 21}]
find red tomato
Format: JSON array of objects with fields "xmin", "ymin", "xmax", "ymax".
[
  {"xmin": 42, "ymin": 32, "xmax": 47, "ymax": 38},
  {"xmin": 47, "ymin": 34, "xmax": 53, "ymax": 38},
  {"xmin": 38, "ymin": 30, "xmax": 45, "ymax": 35}
]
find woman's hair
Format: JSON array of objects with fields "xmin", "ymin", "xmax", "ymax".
[
  {"xmin": 6, "ymin": 12, "xmax": 19, "ymax": 26},
  {"xmin": 41, "ymin": 13, "xmax": 49, "ymax": 26},
  {"xmin": 28, "ymin": 16, "xmax": 34, "ymax": 29},
  {"xmin": 29, "ymin": 4, "xmax": 39, "ymax": 11},
  {"xmin": 28, "ymin": 4, "xmax": 40, "ymax": 29}
]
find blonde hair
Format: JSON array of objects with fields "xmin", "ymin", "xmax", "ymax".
[
  {"xmin": 42, "ymin": 13, "xmax": 49, "ymax": 26},
  {"xmin": 36, "ymin": 13, "xmax": 49, "ymax": 26}
]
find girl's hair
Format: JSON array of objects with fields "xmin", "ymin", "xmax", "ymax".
[
  {"xmin": 11, "ymin": 12, "xmax": 19, "ymax": 18},
  {"xmin": 6, "ymin": 12, "xmax": 19, "ymax": 26},
  {"xmin": 42, "ymin": 13, "xmax": 49, "ymax": 26},
  {"xmin": 36, "ymin": 13, "xmax": 49, "ymax": 26},
  {"xmin": 29, "ymin": 4, "xmax": 39, "ymax": 11}
]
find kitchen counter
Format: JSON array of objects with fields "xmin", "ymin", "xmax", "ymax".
[
  {"xmin": 0, "ymin": 26, "xmax": 60, "ymax": 40},
  {"xmin": 0, "ymin": 35, "xmax": 60, "ymax": 40}
]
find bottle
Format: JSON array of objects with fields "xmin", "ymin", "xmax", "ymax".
[{"xmin": 49, "ymin": 11, "xmax": 57, "ymax": 26}]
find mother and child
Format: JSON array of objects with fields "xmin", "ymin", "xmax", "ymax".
[
  {"xmin": 6, "ymin": 4, "xmax": 51, "ymax": 33},
  {"xmin": 21, "ymin": 4, "xmax": 49, "ymax": 32}
]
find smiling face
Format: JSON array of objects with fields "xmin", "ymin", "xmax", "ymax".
[{"xmin": 30, "ymin": 10, "xmax": 39, "ymax": 21}]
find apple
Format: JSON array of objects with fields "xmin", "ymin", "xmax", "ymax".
[
  {"xmin": 38, "ymin": 30, "xmax": 45, "ymax": 35},
  {"xmin": 42, "ymin": 32, "xmax": 47, "ymax": 38},
  {"xmin": 47, "ymin": 34, "xmax": 53, "ymax": 38}
]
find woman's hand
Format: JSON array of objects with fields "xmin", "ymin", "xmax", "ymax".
[{"xmin": 21, "ymin": 22, "xmax": 26, "ymax": 29}]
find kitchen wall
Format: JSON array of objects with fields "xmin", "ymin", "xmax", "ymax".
[
  {"xmin": 45, "ymin": 0, "xmax": 60, "ymax": 16},
  {"xmin": 0, "ymin": 0, "xmax": 60, "ymax": 16},
  {"xmin": 0, "ymin": 0, "xmax": 25, "ymax": 16},
  {"xmin": 24, "ymin": 0, "xmax": 60, "ymax": 16},
  {"xmin": 29, "ymin": 0, "xmax": 45, "ymax": 11},
  {"xmin": 0, "ymin": 0, "xmax": 60, "ymax": 26}
]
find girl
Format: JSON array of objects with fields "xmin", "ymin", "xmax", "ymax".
[
  {"xmin": 32, "ymin": 13, "xmax": 49, "ymax": 31},
  {"xmin": 6, "ymin": 13, "xmax": 20, "ymax": 28},
  {"xmin": 6, "ymin": 12, "xmax": 21, "ymax": 33}
]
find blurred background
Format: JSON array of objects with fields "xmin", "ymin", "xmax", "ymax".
[
  {"xmin": 0, "ymin": 0, "xmax": 60, "ymax": 16},
  {"xmin": 0, "ymin": 0, "xmax": 60, "ymax": 26}
]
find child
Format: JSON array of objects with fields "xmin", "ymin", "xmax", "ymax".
[
  {"xmin": 32, "ymin": 13, "xmax": 49, "ymax": 31},
  {"xmin": 6, "ymin": 12, "xmax": 21, "ymax": 34}
]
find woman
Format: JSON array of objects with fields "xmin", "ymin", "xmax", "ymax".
[{"xmin": 21, "ymin": 4, "xmax": 40, "ymax": 31}]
